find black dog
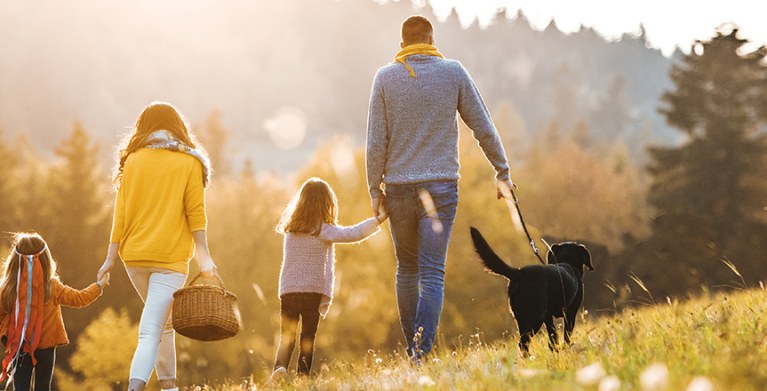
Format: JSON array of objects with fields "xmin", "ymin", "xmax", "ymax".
[{"xmin": 469, "ymin": 227, "xmax": 593, "ymax": 355}]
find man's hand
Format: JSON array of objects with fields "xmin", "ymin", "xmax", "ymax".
[
  {"xmin": 372, "ymin": 196, "xmax": 387, "ymax": 222},
  {"xmin": 496, "ymin": 179, "xmax": 517, "ymax": 200}
]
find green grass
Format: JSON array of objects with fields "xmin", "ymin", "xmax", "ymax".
[{"xmin": 208, "ymin": 286, "xmax": 767, "ymax": 390}]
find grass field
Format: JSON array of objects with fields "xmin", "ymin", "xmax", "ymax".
[{"xmin": 209, "ymin": 286, "xmax": 767, "ymax": 390}]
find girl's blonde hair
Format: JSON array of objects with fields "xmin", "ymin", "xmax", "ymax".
[
  {"xmin": 113, "ymin": 101, "xmax": 208, "ymax": 187},
  {"xmin": 277, "ymin": 178, "xmax": 338, "ymax": 236},
  {"xmin": 0, "ymin": 232, "xmax": 58, "ymax": 311}
]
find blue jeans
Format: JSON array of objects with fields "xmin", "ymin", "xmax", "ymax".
[{"xmin": 385, "ymin": 180, "xmax": 458, "ymax": 357}]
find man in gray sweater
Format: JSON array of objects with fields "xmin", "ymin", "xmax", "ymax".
[{"xmin": 366, "ymin": 15, "xmax": 514, "ymax": 360}]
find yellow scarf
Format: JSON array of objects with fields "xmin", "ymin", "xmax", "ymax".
[{"xmin": 393, "ymin": 44, "xmax": 445, "ymax": 78}]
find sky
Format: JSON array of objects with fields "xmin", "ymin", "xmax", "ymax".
[{"xmin": 423, "ymin": 0, "xmax": 767, "ymax": 55}]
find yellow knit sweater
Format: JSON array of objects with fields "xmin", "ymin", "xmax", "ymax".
[{"xmin": 110, "ymin": 148, "xmax": 207, "ymax": 274}]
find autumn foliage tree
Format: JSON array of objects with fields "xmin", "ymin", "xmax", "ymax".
[{"xmin": 0, "ymin": 130, "xmax": 20, "ymax": 230}]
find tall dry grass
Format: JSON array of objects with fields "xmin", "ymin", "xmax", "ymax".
[{"xmin": 205, "ymin": 284, "xmax": 766, "ymax": 390}]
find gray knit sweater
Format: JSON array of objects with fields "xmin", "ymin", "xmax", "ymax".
[
  {"xmin": 366, "ymin": 55, "xmax": 510, "ymax": 198},
  {"xmin": 278, "ymin": 217, "xmax": 380, "ymax": 315}
]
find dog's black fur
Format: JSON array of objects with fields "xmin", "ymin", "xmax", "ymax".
[{"xmin": 469, "ymin": 227, "xmax": 594, "ymax": 355}]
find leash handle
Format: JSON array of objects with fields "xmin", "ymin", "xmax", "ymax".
[{"xmin": 510, "ymin": 187, "xmax": 546, "ymax": 265}]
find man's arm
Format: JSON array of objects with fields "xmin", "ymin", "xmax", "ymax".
[
  {"xmin": 456, "ymin": 63, "xmax": 511, "ymax": 188},
  {"xmin": 366, "ymin": 71, "xmax": 389, "ymax": 213}
]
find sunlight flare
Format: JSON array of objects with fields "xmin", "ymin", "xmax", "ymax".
[
  {"xmin": 418, "ymin": 189, "xmax": 444, "ymax": 233},
  {"xmin": 329, "ymin": 138, "xmax": 358, "ymax": 180}
]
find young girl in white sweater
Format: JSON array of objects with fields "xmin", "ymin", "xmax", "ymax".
[{"xmin": 270, "ymin": 177, "xmax": 387, "ymax": 381}]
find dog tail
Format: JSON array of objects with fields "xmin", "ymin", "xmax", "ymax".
[{"xmin": 470, "ymin": 227, "xmax": 518, "ymax": 280}]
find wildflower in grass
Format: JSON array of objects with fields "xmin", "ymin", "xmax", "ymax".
[
  {"xmin": 576, "ymin": 362, "xmax": 606, "ymax": 385},
  {"xmin": 417, "ymin": 375, "xmax": 436, "ymax": 386},
  {"xmin": 375, "ymin": 357, "xmax": 383, "ymax": 365},
  {"xmin": 432, "ymin": 358, "xmax": 441, "ymax": 363},
  {"xmin": 599, "ymin": 375, "xmax": 621, "ymax": 391},
  {"xmin": 640, "ymin": 363, "xmax": 669, "ymax": 390},
  {"xmin": 519, "ymin": 368, "xmax": 542, "ymax": 378},
  {"xmin": 687, "ymin": 376, "xmax": 714, "ymax": 391}
]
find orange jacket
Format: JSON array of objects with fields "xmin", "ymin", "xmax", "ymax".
[{"xmin": 0, "ymin": 278, "xmax": 102, "ymax": 349}]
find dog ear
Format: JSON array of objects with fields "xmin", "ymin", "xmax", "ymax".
[{"xmin": 578, "ymin": 244, "xmax": 594, "ymax": 271}]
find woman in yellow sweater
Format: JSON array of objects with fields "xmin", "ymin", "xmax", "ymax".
[{"xmin": 98, "ymin": 102, "xmax": 218, "ymax": 391}]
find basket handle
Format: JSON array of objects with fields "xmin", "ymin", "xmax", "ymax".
[{"xmin": 188, "ymin": 273, "xmax": 226, "ymax": 288}]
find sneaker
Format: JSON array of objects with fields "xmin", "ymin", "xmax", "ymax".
[{"xmin": 269, "ymin": 367, "xmax": 287, "ymax": 384}]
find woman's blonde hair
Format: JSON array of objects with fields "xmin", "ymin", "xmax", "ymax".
[
  {"xmin": 113, "ymin": 101, "xmax": 208, "ymax": 187},
  {"xmin": 277, "ymin": 178, "xmax": 338, "ymax": 236},
  {"xmin": 0, "ymin": 232, "xmax": 58, "ymax": 310}
]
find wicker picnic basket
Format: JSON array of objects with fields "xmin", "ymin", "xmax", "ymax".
[{"xmin": 172, "ymin": 274, "xmax": 241, "ymax": 341}]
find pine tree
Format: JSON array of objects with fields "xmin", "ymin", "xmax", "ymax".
[
  {"xmin": 591, "ymin": 74, "xmax": 633, "ymax": 142},
  {"xmin": 48, "ymin": 122, "xmax": 109, "ymax": 262},
  {"xmin": 46, "ymin": 123, "xmax": 116, "ymax": 368},
  {"xmin": 643, "ymin": 28, "xmax": 767, "ymax": 292}
]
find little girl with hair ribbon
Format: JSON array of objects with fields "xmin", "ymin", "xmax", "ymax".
[{"xmin": 0, "ymin": 232, "xmax": 109, "ymax": 391}]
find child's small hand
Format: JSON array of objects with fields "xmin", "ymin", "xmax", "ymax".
[
  {"xmin": 319, "ymin": 304, "xmax": 330, "ymax": 317},
  {"xmin": 97, "ymin": 272, "xmax": 110, "ymax": 289},
  {"xmin": 376, "ymin": 202, "xmax": 389, "ymax": 223}
]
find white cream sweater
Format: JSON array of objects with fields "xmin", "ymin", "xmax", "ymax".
[{"xmin": 278, "ymin": 217, "xmax": 380, "ymax": 315}]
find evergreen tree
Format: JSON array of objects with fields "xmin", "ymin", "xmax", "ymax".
[
  {"xmin": 46, "ymin": 123, "xmax": 117, "ymax": 368},
  {"xmin": 48, "ymin": 122, "xmax": 109, "ymax": 265},
  {"xmin": 642, "ymin": 29, "xmax": 767, "ymax": 293},
  {"xmin": 591, "ymin": 74, "xmax": 633, "ymax": 143},
  {"xmin": 12, "ymin": 134, "xmax": 54, "ymax": 236}
]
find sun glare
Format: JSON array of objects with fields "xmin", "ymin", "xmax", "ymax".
[{"xmin": 262, "ymin": 106, "xmax": 307, "ymax": 150}]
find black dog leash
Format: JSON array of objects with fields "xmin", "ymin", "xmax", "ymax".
[{"xmin": 509, "ymin": 187, "xmax": 546, "ymax": 265}]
